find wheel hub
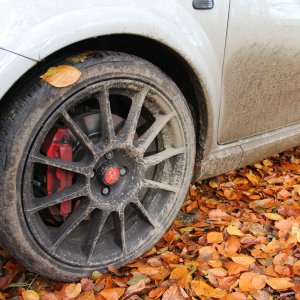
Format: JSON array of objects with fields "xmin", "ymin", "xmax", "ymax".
[{"xmin": 98, "ymin": 164, "xmax": 120, "ymax": 186}]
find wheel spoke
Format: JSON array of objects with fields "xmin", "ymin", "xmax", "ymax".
[
  {"xmin": 131, "ymin": 197, "xmax": 157, "ymax": 228},
  {"xmin": 60, "ymin": 109, "xmax": 100, "ymax": 157},
  {"xmin": 120, "ymin": 86, "xmax": 149, "ymax": 144},
  {"xmin": 50, "ymin": 201, "xmax": 92, "ymax": 253},
  {"xmin": 112, "ymin": 209, "xmax": 127, "ymax": 255},
  {"xmin": 96, "ymin": 86, "xmax": 116, "ymax": 144},
  {"xmin": 143, "ymin": 179, "xmax": 178, "ymax": 193},
  {"xmin": 86, "ymin": 210, "xmax": 109, "ymax": 262},
  {"xmin": 30, "ymin": 154, "xmax": 92, "ymax": 176},
  {"xmin": 144, "ymin": 147, "xmax": 184, "ymax": 168},
  {"xmin": 135, "ymin": 112, "xmax": 176, "ymax": 154},
  {"xmin": 25, "ymin": 184, "xmax": 88, "ymax": 214}
]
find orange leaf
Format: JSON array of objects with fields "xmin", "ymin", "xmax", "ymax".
[
  {"xmin": 164, "ymin": 229, "xmax": 175, "ymax": 242},
  {"xmin": 207, "ymin": 267, "xmax": 228, "ymax": 277},
  {"xmin": 42, "ymin": 293, "xmax": 61, "ymax": 300},
  {"xmin": 99, "ymin": 288, "xmax": 125, "ymax": 300},
  {"xmin": 65, "ymin": 283, "xmax": 82, "ymax": 299},
  {"xmin": 239, "ymin": 273, "xmax": 254, "ymax": 292},
  {"xmin": 75, "ymin": 291, "xmax": 96, "ymax": 300},
  {"xmin": 150, "ymin": 267, "xmax": 170, "ymax": 281},
  {"xmin": 40, "ymin": 65, "xmax": 81, "ymax": 88},
  {"xmin": 22, "ymin": 290, "xmax": 40, "ymax": 300},
  {"xmin": 138, "ymin": 266, "xmax": 160, "ymax": 276},
  {"xmin": 231, "ymin": 255, "xmax": 255, "ymax": 266},
  {"xmin": 149, "ymin": 287, "xmax": 166, "ymax": 299},
  {"xmin": 226, "ymin": 292, "xmax": 246, "ymax": 300},
  {"xmin": 251, "ymin": 275, "xmax": 267, "ymax": 290},
  {"xmin": 224, "ymin": 262, "xmax": 249, "ymax": 275},
  {"xmin": 191, "ymin": 280, "xmax": 226, "ymax": 298},
  {"xmin": 224, "ymin": 236, "xmax": 241, "ymax": 255},
  {"xmin": 207, "ymin": 232, "xmax": 224, "ymax": 244},
  {"xmin": 245, "ymin": 171, "xmax": 260, "ymax": 185},
  {"xmin": 161, "ymin": 252, "xmax": 180, "ymax": 264},
  {"xmin": 170, "ymin": 266, "xmax": 188, "ymax": 280},
  {"xmin": 266, "ymin": 277, "xmax": 294, "ymax": 291}
]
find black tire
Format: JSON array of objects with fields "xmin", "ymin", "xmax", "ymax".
[{"xmin": 0, "ymin": 51, "xmax": 196, "ymax": 281}]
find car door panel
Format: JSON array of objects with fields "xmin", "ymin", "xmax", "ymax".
[{"xmin": 219, "ymin": 0, "xmax": 300, "ymax": 144}]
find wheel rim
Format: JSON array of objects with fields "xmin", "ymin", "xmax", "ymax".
[{"xmin": 22, "ymin": 79, "xmax": 187, "ymax": 267}]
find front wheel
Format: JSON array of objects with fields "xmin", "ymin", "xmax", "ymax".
[{"xmin": 0, "ymin": 52, "xmax": 196, "ymax": 280}]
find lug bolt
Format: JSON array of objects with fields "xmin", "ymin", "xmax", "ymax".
[
  {"xmin": 105, "ymin": 151, "xmax": 114, "ymax": 160},
  {"xmin": 120, "ymin": 168, "xmax": 126, "ymax": 176},
  {"xmin": 102, "ymin": 187, "xmax": 110, "ymax": 195},
  {"xmin": 90, "ymin": 170, "xmax": 95, "ymax": 179}
]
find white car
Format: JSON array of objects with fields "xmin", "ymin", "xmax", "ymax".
[{"xmin": 0, "ymin": 0, "xmax": 299, "ymax": 280}]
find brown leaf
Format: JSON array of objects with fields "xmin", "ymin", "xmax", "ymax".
[
  {"xmin": 122, "ymin": 280, "xmax": 145, "ymax": 299},
  {"xmin": 40, "ymin": 65, "xmax": 81, "ymax": 87},
  {"xmin": 162, "ymin": 284, "xmax": 189, "ymax": 300}
]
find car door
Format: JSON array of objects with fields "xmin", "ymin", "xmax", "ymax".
[{"xmin": 219, "ymin": 0, "xmax": 300, "ymax": 144}]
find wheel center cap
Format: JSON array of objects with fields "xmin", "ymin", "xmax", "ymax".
[{"xmin": 102, "ymin": 165, "xmax": 120, "ymax": 186}]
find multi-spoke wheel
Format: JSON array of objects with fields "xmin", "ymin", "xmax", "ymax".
[{"xmin": 0, "ymin": 52, "xmax": 195, "ymax": 280}]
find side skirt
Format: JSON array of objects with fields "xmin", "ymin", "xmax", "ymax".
[{"xmin": 196, "ymin": 122, "xmax": 300, "ymax": 180}]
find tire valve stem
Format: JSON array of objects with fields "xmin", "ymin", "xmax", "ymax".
[{"xmin": 102, "ymin": 187, "xmax": 110, "ymax": 195}]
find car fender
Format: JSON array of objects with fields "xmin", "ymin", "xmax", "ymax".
[{"xmin": 0, "ymin": 0, "xmax": 230, "ymax": 155}]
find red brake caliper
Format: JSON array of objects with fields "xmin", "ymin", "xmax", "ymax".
[{"xmin": 44, "ymin": 128, "xmax": 73, "ymax": 218}]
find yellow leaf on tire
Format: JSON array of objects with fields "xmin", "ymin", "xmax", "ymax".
[
  {"xmin": 40, "ymin": 65, "xmax": 81, "ymax": 87},
  {"xmin": 22, "ymin": 290, "xmax": 40, "ymax": 300}
]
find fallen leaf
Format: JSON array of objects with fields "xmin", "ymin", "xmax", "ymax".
[
  {"xmin": 22, "ymin": 290, "xmax": 40, "ymax": 300},
  {"xmin": 264, "ymin": 212, "xmax": 283, "ymax": 221},
  {"xmin": 266, "ymin": 277, "xmax": 294, "ymax": 291},
  {"xmin": 226, "ymin": 292, "xmax": 247, "ymax": 300},
  {"xmin": 227, "ymin": 225, "xmax": 244, "ymax": 237},
  {"xmin": 122, "ymin": 280, "xmax": 145, "ymax": 299},
  {"xmin": 40, "ymin": 65, "xmax": 81, "ymax": 88},
  {"xmin": 231, "ymin": 255, "xmax": 255, "ymax": 266},
  {"xmin": 162, "ymin": 284, "xmax": 189, "ymax": 300},
  {"xmin": 76, "ymin": 291, "xmax": 96, "ymax": 300},
  {"xmin": 207, "ymin": 232, "xmax": 224, "ymax": 244},
  {"xmin": 65, "ymin": 283, "xmax": 82, "ymax": 298},
  {"xmin": 99, "ymin": 288, "xmax": 125, "ymax": 300}
]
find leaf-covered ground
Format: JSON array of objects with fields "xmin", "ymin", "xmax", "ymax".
[{"xmin": 2, "ymin": 147, "xmax": 300, "ymax": 300}]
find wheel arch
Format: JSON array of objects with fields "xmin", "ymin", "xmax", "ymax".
[{"xmin": 0, "ymin": 34, "xmax": 209, "ymax": 165}]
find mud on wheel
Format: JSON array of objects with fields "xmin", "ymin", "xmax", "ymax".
[{"xmin": 0, "ymin": 52, "xmax": 196, "ymax": 280}]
